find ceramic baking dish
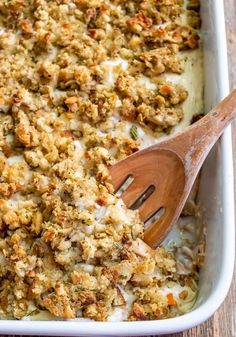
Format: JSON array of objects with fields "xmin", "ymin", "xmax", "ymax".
[{"xmin": 0, "ymin": 0, "xmax": 235, "ymax": 335}]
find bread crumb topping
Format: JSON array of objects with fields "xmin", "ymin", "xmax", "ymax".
[{"xmin": 0, "ymin": 0, "xmax": 203, "ymax": 321}]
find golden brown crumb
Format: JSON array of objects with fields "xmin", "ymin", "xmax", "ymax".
[{"xmin": 0, "ymin": 0, "xmax": 202, "ymax": 322}]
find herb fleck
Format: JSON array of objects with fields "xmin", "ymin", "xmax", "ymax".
[
  {"xmin": 130, "ymin": 125, "xmax": 138, "ymax": 140},
  {"xmin": 114, "ymin": 242, "xmax": 123, "ymax": 250}
]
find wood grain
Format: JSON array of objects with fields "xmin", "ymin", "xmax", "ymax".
[{"xmin": 0, "ymin": 1, "xmax": 235, "ymax": 337}]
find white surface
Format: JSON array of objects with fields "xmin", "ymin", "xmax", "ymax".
[{"xmin": 0, "ymin": 0, "xmax": 234, "ymax": 335}]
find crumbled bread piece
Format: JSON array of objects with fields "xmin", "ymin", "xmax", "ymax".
[{"xmin": 0, "ymin": 0, "xmax": 202, "ymax": 322}]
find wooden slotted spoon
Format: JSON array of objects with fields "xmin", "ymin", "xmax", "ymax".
[{"xmin": 109, "ymin": 89, "xmax": 236, "ymax": 249}]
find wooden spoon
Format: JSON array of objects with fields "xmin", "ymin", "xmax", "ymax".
[{"xmin": 109, "ymin": 89, "xmax": 236, "ymax": 249}]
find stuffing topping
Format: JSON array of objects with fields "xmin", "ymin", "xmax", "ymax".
[{"xmin": 0, "ymin": 0, "xmax": 203, "ymax": 321}]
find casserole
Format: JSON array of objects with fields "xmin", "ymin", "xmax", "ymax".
[{"xmin": 0, "ymin": 0, "xmax": 234, "ymax": 335}]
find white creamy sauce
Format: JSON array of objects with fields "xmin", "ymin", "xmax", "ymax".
[
  {"xmin": 7, "ymin": 193, "xmax": 26, "ymax": 208},
  {"xmin": 7, "ymin": 199, "xmax": 20, "ymax": 208},
  {"xmin": 96, "ymin": 129, "xmax": 107, "ymax": 137},
  {"xmin": 108, "ymin": 288, "xmax": 136, "ymax": 322},
  {"xmin": 120, "ymin": 288, "xmax": 136, "ymax": 312},
  {"xmin": 110, "ymin": 4, "xmax": 121, "ymax": 10},
  {"xmin": 75, "ymin": 263, "xmax": 94, "ymax": 273},
  {"xmin": 123, "ymin": 120, "xmax": 157, "ymax": 148},
  {"xmin": 36, "ymin": 118, "xmax": 53, "ymax": 132},
  {"xmin": 53, "ymin": 89, "xmax": 67, "ymax": 100},
  {"xmin": 6, "ymin": 155, "xmax": 24, "ymax": 164},
  {"xmin": 0, "ymin": 103, "xmax": 9, "ymax": 113},
  {"xmin": 149, "ymin": 267, "xmax": 162, "ymax": 279},
  {"xmin": 107, "ymin": 308, "xmax": 127, "ymax": 322},
  {"xmin": 115, "ymin": 98, "xmax": 122, "ymax": 108},
  {"xmin": 73, "ymin": 140, "xmax": 84, "ymax": 151},
  {"xmin": 136, "ymin": 75, "xmax": 157, "ymax": 90},
  {"xmin": 101, "ymin": 58, "xmax": 129, "ymax": 86},
  {"xmin": 167, "ymin": 49, "xmax": 204, "ymax": 133},
  {"xmin": 68, "ymin": 2, "xmax": 76, "ymax": 9},
  {"xmin": 43, "ymin": 46, "xmax": 58, "ymax": 61},
  {"xmin": 95, "ymin": 205, "xmax": 107, "ymax": 220},
  {"xmin": 22, "ymin": 311, "xmax": 56, "ymax": 321},
  {"xmin": 6, "ymin": 134, "xmax": 14, "ymax": 143},
  {"xmin": 159, "ymin": 285, "xmax": 181, "ymax": 297}
]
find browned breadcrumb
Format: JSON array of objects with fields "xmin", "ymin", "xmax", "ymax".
[{"xmin": 0, "ymin": 0, "xmax": 203, "ymax": 322}]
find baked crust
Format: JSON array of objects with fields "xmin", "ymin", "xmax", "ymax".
[{"xmin": 0, "ymin": 0, "xmax": 202, "ymax": 321}]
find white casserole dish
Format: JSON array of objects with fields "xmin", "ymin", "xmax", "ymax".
[{"xmin": 0, "ymin": 0, "xmax": 234, "ymax": 335}]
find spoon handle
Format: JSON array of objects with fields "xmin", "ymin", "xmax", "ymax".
[{"xmin": 156, "ymin": 88, "xmax": 236, "ymax": 178}]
